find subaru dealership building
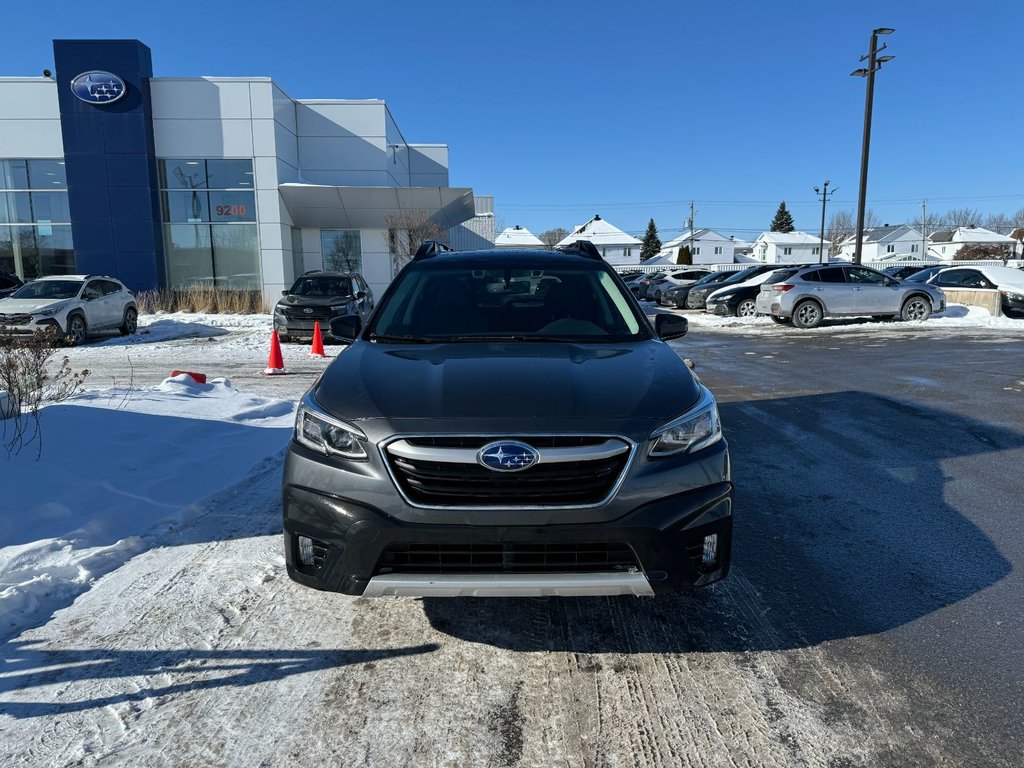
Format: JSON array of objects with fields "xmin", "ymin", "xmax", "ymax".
[{"xmin": 0, "ymin": 39, "xmax": 478, "ymax": 302}]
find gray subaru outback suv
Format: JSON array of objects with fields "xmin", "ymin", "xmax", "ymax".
[{"xmin": 282, "ymin": 241, "xmax": 733, "ymax": 597}]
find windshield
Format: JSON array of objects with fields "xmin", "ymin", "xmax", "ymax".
[
  {"xmin": 905, "ymin": 268, "xmax": 940, "ymax": 283},
  {"xmin": 289, "ymin": 276, "xmax": 352, "ymax": 297},
  {"xmin": 368, "ymin": 260, "xmax": 648, "ymax": 343},
  {"xmin": 10, "ymin": 280, "xmax": 83, "ymax": 300}
]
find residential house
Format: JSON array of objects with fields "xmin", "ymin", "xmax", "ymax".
[
  {"xmin": 752, "ymin": 231, "xmax": 828, "ymax": 264},
  {"xmin": 928, "ymin": 226, "xmax": 1018, "ymax": 260},
  {"xmin": 556, "ymin": 214, "xmax": 642, "ymax": 264},
  {"xmin": 494, "ymin": 224, "xmax": 545, "ymax": 249},
  {"xmin": 655, "ymin": 228, "xmax": 752, "ymax": 265},
  {"xmin": 836, "ymin": 224, "xmax": 929, "ymax": 261}
]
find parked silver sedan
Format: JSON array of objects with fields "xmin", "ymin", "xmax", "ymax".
[{"xmin": 755, "ymin": 264, "xmax": 946, "ymax": 328}]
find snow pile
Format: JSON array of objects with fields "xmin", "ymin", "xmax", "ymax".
[
  {"xmin": 100, "ymin": 312, "xmax": 273, "ymax": 347},
  {"xmin": 0, "ymin": 376, "xmax": 294, "ymax": 639}
]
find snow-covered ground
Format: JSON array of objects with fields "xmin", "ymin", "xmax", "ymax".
[{"xmin": 1, "ymin": 375, "xmax": 294, "ymax": 640}]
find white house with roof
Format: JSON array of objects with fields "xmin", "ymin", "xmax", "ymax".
[
  {"xmin": 494, "ymin": 225, "xmax": 545, "ymax": 249},
  {"xmin": 837, "ymin": 224, "xmax": 929, "ymax": 261},
  {"xmin": 928, "ymin": 226, "xmax": 1018, "ymax": 260},
  {"xmin": 655, "ymin": 228, "xmax": 752, "ymax": 265},
  {"xmin": 556, "ymin": 214, "xmax": 641, "ymax": 264},
  {"xmin": 753, "ymin": 231, "xmax": 827, "ymax": 264}
]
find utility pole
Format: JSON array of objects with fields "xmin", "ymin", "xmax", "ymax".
[
  {"xmin": 921, "ymin": 199, "xmax": 927, "ymax": 260},
  {"xmin": 687, "ymin": 200, "xmax": 696, "ymax": 264},
  {"xmin": 814, "ymin": 181, "xmax": 837, "ymax": 264},
  {"xmin": 851, "ymin": 27, "xmax": 895, "ymax": 265}
]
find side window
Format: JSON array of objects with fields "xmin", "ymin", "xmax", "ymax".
[
  {"xmin": 802, "ymin": 271, "xmax": 821, "ymax": 282},
  {"xmin": 101, "ymin": 280, "xmax": 123, "ymax": 295},
  {"xmin": 83, "ymin": 280, "xmax": 104, "ymax": 300},
  {"xmin": 817, "ymin": 268, "xmax": 847, "ymax": 283},
  {"xmin": 961, "ymin": 271, "xmax": 990, "ymax": 289},
  {"xmin": 934, "ymin": 269, "xmax": 967, "ymax": 287},
  {"xmin": 846, "ymin": 267, "xmax": 885, "ymax": 284}
]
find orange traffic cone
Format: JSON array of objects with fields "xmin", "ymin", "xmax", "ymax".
[
  {"xmin": 308, "ymin": 322, "xmax": 326, "ymax": 358},
  {"xmin": 262, "ymin": 329, "xmax": 289, "ymax": 375}
]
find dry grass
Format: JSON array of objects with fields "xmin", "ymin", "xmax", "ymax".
[{"xmin": 134, "ymin": 286, "xmax": 267, "ymax": 315}]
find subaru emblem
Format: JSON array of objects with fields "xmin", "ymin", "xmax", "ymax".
[
  {"xmin": 70, "ymin": 71, "xmax": 127, "ymax": 105},
  {"xmin": 477, "ymin": 441, "xmax": 539, "ymax": 472}
]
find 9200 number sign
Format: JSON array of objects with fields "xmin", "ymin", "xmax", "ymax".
[{"xmin": 215, "ymin": 204, "xmax": 247, "ymax": 217}]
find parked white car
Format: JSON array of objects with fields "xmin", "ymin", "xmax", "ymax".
[
  {"xmin": 0, "ymin": 275, "xmax": 138, "ymax": 345},
  {"xmin": 927, "ymin": 265, "xmax": 1024, "ymax": 318}
]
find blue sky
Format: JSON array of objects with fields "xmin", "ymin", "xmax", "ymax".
[{"xmin": 3, "ymin": 0, "xmax": 1022, "ymax": 240}]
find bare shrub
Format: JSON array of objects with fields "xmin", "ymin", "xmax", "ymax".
[
  {"xmin": 0, "ymin": 328, "xmax": 90, "ymax": 458},
  {"xmin": 134, "ymin": 286, "xmax": 266, "ymax": 315},
  {"xmin": 386, "ymin": 210, "xmax": 449, "ymax": 272}
]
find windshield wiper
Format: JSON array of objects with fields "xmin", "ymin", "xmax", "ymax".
[{"xmin": 367, "ymin": 333, "xmax": 441, "ymax": 344}]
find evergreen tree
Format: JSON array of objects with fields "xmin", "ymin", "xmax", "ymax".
[
  {"xmin": 770, "ymin": 201, "xmax": 795, "ymax": 233},
  {"xmin": 676, "ymin": 246, "xmax": 693, "ymax": 265},
  {"xmin": 640, "ymin": 218, "xmax": 662, "ymax": 261}
]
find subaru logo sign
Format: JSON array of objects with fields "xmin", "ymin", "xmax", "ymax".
[
  {"xmin": 478, "ymin": 441, "xmax": 539, "ymax": 472},
  {"xmin": 70, "ymin": 71, "xmax": 127, "ymax": 104}
]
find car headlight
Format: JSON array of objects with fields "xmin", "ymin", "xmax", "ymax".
[
  {"xmin": 648, "ymin": 386, "xmax": 722, "ymax": 458},
  {"xmin": 1004, "ymin": 291, "xmax": 1024, "ymax": 302},
  {"xmin": 33, "ymin": 305, "xmax": 65, "ymax": 318},
  {"xmin": 294, "ymin": 393, "xmax": 368, "ymax": 460},
  {"xmin": 330, "ymin": 304, "xmax": 349, "ymax": 314}
]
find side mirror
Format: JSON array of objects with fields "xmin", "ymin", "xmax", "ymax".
[
  {"xmin": 655, "ymin": 313, "xmax": 688, "ymax": 341},
  {"xmin": 329, "ymin": 314, "xmax": 361, "ymax": 344},
  {"xmin": 281, "ymin": 289, "xmax": 289, "ymax": 296},
  {"xmin": 355, "ymin": 290, "xmax": 366, "ymax": 300}
]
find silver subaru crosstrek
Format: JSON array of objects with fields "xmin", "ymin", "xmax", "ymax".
[{"xmin": 755, "ymin": 263, "xmax": 945, "ymax": 328}]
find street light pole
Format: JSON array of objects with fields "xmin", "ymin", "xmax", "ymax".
[
  {"xmin": 814, "ymin": 181, "xmax": 837, "ymax": 264},
  {"xmin": 851, "ymin": 28, "xmax": 895, "ymax": 265}
]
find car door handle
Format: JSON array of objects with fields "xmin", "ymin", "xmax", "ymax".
[{"xmin": 814, "ymin": 287, "xmax": 824, "ymax": 291}]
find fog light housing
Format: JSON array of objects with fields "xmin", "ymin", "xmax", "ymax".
[
  {"xmin": 702, "ymin": 534, "xmax": 718, "ymax": 567},
  {"xmin": 298, "ymin": 535, "xmax": 315, "ymax": 566}
]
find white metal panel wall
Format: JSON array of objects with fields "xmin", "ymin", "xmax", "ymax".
[{"xmin": 0, "ymin": 80, "xmax": 63, "ymax": 156}]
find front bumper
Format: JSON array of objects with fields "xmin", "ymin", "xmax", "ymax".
[
  {"xmin": 275, "ymin": 316, "xmax": 336, "ymax": 338},
  {"xmin": 282, "ymin": 479, "xmax": 733, "ymax": 597}
]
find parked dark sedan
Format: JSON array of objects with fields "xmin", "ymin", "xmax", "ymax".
[
  {"xmin": 684, "ymin": 265, "xmax": 785, "ymax": 309},
  {"xmin": 660, "ymin": 271, "xmax": 734, "ymax": 308},
  {"xmin": 705, "ymin": 268, "xmax": 799, "ymax": 317}
]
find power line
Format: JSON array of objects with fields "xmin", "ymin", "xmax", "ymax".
[{"xmin": 498, "ymin": 193, "xmax": 1024, "ymax": 210}]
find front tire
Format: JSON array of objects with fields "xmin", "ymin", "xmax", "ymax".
[
  {"xmin": 65, "ymin": 314, "xmax": 87, "ymax": 346},
  {"xmin": 792, "ymin": 300, "xmax": 823, "ymax": 329},
  {"xmin": 736, "ymin": 299, "xmax": 757, "ymax": 318},
  {"xmin": 119, "ymin": 307, "xmax": 138, "ymax": 335},
  {"xmin": 901, "ymin": 296, "xmax": 931, "ymax": 322}
]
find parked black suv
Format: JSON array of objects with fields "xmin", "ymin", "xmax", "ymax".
[
  {"xmin": 282, "ymin": 241, "xmax": 733, "ymax": 597},
  {"xmin": 273, "ymin": 271, "xmax": 374, "ymax": 341}
]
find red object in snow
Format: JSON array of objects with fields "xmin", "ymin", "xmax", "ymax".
[
  {"xmin": 308, "ymin": 322, "xmax": 326, "ymax": 358},
  {"xmin": 170, "ymin": 370, "xmax": 207, "ymax": 384},
  {"xmin": 262, "ymin": 329, "xmax": 289, "ymax": 375}
]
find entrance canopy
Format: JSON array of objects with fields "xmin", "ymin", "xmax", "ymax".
[{"xmin": 279, "ymin": 184, "xmax": 476, "ymax": 229}]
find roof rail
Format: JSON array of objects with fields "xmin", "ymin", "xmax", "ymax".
[
  {"xmin": 302, "ymin": 269, "xmax": 323, "ymax": 275},
  {"xmin": 413, "ymin": 240, "xmax": 453, "ymax": 261},
  {"xmin": 554, "ymin": 239, "xmax": 602, "ymax": 261}
]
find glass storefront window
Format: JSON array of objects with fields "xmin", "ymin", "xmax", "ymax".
[
  {"xmin": 209, "ymin": 190, "xmax": 256, "ymax": 222},
  {"xmin": 0, "ymin": 192, "xmax": 33, "ymax": 224},
  {"xmin": 165, "ymin": 224, "xmax": 214, "ymax": 288},
  {"xmin": 162, "ymin": 190, "xmax": 209, "ymax": 223},
  {"xmin": 29, "ymin": 192, "xmax": 71, "ymax": 224},
  {"xmin": 0, "ymin": 225, "xmax": 73, "ymax": 280},
  {"xmin": 206, "ymin": 159, "xmax": 254, "ymax": 189},
  {"xmin": 0, "ymin": 160, "xmax": 29, "ymax": 190},
  {"xmin": 159, "ymin": 159, "xmax": 208, "ymax": 190},
  {"xmin": 212, "ymin": 225, "xmax": 260, "ymax": 289},
  {"xmin": 35, "ymin": 226, "xmax": 75, "ymax": 275},
  {"xmin": 27, "ymin": 160, "xmax": 68, "ymax": 190},
  {"xmin": 321, "ymin": 230, "xmax": 362, "ymax": 273},
  {"xmin": 0, "ymin": 227, "xmax": 14, "ymax": 274}
]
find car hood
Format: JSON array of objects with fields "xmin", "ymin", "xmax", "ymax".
[
  {"xmin": 277, "ymin": 294, "xmax": 354, "ymax": 308},
  {"xmin": 0, "ymin": 298, "xmax": 70, "ymax": 313},
  {"xmin": 314, "ymin": 340, "xmax": 700, "ymax": 428}
]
